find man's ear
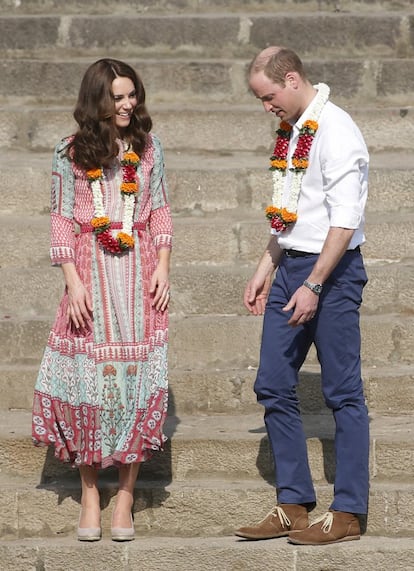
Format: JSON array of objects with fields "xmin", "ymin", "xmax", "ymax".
[{"xmin": 285, "ymin": 72, "xmax": 299, "ymax": 89}]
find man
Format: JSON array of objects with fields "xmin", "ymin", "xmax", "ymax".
[{"xmin": 235, "ymin": 47, "xmax": 370, "ymax": 545}]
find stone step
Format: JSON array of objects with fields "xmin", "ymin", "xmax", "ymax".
[
  {"xmin": 0, "ymin": 0, "xmax": 409, "ymax": 15},
  {"xmin": 1, "ymin": 212, "xmax": 413, "ymax": 272},
  {"xmin": 1, "ymin": 259, "xmax": 413, "ymax": 319},
  {"xmin": 1, "ymin": 105, "xmax": 413, "ymax": 153},
  {"xmin": 1, "ymin": 409, "xmax": 414, "ymax": 541},
  {"xmin": 5, "ymin": 362, "xmax": 414, "ymax": 417},
  {"xmin": 159, "ymin": 260, "xmax": 414, "ymax": 317},
  {"xmin": 1, "ymin": 536, "xmax": 413, "ymax": 571},
  {"xmin": 1, "ymin": 150, "xmax": 414, "ymax": 216},
  {"xmin": 1, "ymin": 359, "xmax": 414, "ymax": 417},
  {"xmin": 0, "ymin": 312, "xmax": 412, "ymax": 369},
  {"xmin": 161, "ymin": 211, "xmax": 414, "ymax": 264},
  {"xmin": 0, "ymin": 475, "xmax": 413, "ymax": 540},
  {"xmin": 2, "ymin": 410, "xmax": 414, "ymax": 484},
  {"xmin": 172, "ymin": 364, "xmax": 414, "ymax": 417},
  {"xmin": 0, "ymin": 413, "xmax": 414, "ymax": 539},
  {"xmin": 1, "ymin": 57, "xmax": 413, "ymax": 106},
  {"xmin": 169, "ymin": 313, "xmax": 413, "ymax": 369},
  {"xmin": 0, "ymin": 12, "xmax": 413, "ymax": 60}
]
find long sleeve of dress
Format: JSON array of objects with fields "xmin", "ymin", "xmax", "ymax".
[
  {"xmin": 148, "ymin": 135, "xmax": 173, "ymax": 252},
  {"xmin": 49, "ymin": 138, "xmax": 76, "ymax": 265}
]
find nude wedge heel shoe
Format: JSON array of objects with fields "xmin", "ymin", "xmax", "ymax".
[
  {"xmin": 77, "ymin": 526, "xmax": 102, "ymax": 541},
  {"xmin": 111, "ymin": 513, "xmax": 135, "ymax": 542},
  {"xmin": 77, "ymin": 510, "xmax": 102, "ymax": 541}
]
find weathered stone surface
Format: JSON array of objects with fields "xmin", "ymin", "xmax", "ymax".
[
  {"xmin": 0, "ymin": 17, "xmax": 60, "ymax": 51},
  {"xmin": 2, "ymin": 261, "xmax": 414, "ymax": 318},
  {"xmin": 2, "ymin": 58, "xmax": 414, "ymax": 105},
  {"xmin": 2, "ymin": 212, "xmax": 413, "ymax": 272},
  {"xmin": 239, "ymin": 215, "xmax": 414, "ymax": 264},
  {"xmin": 1, "ymin": 13, "xmax": 413, "ymax": 60},
  {"xmin": 250, "ymin": 14, "xmax": 406, "ymax": 57},
  {"xmin": 0, "ymin": 266, "xmax": 64, "ymax": 317},
  {"xmin": 2, "ymin": 411, "xmax": 414, "ymax": 482},
  {"xmin": 2, "ymin": 106, "xmax": 414, "ymax": 153},
  {"xmin": 364, "ymin": 365, "xmax": 414, "ymax": 415},
  {"xmin": 0, "ymin": 476, "xmax": 414, "ymax": 539},
  {"xmin": 0, "ymin": 313, "xmax": 413, "ymax": 368},
  {"xmin": 0, "ymin": 535, "xmax": 413, "ymax": 571},
  {"xmin": 2, "ymin": 363, "xmax": 413, "ymax": 417},
  {"xmin": 0, "ymin": 365, "xmax": 39, "ymax": 411},
  {"xmin": 0, "ymin": 0, "xmax": 410, "ymax": 15},
  {"xmin": 3, "ymin": 151, "xmax": 414, "ymax": 216},
  {"xmin": 0, "ymin": 214, "xmax": 50, "ymax": 268},
  {"xmin": 0, "ymin": 59, "xmax": 236, "ymax": 104}
]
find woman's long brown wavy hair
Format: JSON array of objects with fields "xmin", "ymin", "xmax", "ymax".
[{"xmin": 67, "ymin": 58, "xmax": 152, "ymax": 170}]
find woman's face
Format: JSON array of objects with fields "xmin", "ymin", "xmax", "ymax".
[{"xmin": 112, "ymin": 76, "xmax": 137, "ymax": 131}]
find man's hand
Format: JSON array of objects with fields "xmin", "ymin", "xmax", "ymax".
[
  {"xmin": 243, "ymin": 236, "xmax": 281, "ymax": 315},
  {"xmin": 244, "ymin": 274, "xmax": 272, "ymax": 316},
  {"xmin": 283, "ymin": 285, "xmax": 319, "ymax": 327}
]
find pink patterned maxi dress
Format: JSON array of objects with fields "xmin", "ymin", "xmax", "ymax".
[{"xmin": 32, "ymin": 133, "xmax": 173, "ymax": 468}]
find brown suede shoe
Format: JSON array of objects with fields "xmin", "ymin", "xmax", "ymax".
[
  {"xmin": 235, "ymin": 504, "xmax": 309, "ymax": 540},
  {"xmin": 288, "ymin": 510, "xmax": 361, "ymax": 545}
]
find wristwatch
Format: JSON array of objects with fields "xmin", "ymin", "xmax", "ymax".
[{"xmin": 303, "ymin": 280, "xmax": 323, "ymax": 295}]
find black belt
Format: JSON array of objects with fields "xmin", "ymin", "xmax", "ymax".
[
  {"xmin": 284, "ymin": 246, "xmax": 360, "ymax": 258},
  {"xmin": 284, "ymin": 249, "xmax": 318, "ymax": 257}
]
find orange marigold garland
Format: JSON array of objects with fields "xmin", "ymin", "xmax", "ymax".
[
  {"xmin": 266, "ymin": 83, "xmax": 330, "ymax": 233},
  {"xmin": 86, "ymin": 150, "xmax": 140, "ymax": 254}
]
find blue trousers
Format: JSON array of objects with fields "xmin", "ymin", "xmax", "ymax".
[{"xmin": 254, "ymin": 250, "xmax": 369, "ymax": 514}]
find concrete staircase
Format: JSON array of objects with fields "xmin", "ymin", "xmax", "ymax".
[{"xmin": 1, "ymin": 0, "xmax": 414, "ymax": 569}]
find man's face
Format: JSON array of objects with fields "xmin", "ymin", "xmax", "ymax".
[{"xmin": 249, "ymin": 71, "xmax": 299, "ymax": 123}]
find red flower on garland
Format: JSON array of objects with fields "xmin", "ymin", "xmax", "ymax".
[
  {"xmin": 291, "ymin": 120, "xmax": 318, "ymax": 171},
  {"xmin": 86, "ymin": 150, "xmax": 140, "ymax": 254},
  {"xmin": 270, "ymin": 121, "xmax": 292, "ymax": 171},
  {"xmin": 265, "ymin": 206, "xmax": 298, "ymax": 232},
  {"xmin": 266, "ymin": 119, "xmax": 319, "ymax": 231}
]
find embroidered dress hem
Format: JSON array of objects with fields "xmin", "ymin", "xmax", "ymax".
[{"xmin": 32, "ymin": 388, "xmax": 168, "ymax": 468}]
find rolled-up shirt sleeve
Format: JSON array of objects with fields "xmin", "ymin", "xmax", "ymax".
[{"xmin": 321, "ymin": 117, "xmax": 369, "ymax": 230}]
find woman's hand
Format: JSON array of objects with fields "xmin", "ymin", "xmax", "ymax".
[
  {"xmin": 66, "ymin": 281, "xmax": 93, "ymax": 329},
  {"xmin": 61, "ymin": 262, "xmax": 93, "ymax": 329},
  {"xmin": 150, "ymin": 249, "xmax": 171, "ymax": 311}
]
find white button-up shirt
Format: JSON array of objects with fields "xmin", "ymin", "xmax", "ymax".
[{"xmin": 275, "ymin": 100, "xmax": 369, "ymax": 253}]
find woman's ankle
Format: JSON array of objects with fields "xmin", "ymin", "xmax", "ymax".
[
  {"xmin": 79, "ymin": 504, "xmax": 101, "ymax": 528},
  {"xmin": 112, "ymin": 495, "xmax": 134, "ymax": 528}
]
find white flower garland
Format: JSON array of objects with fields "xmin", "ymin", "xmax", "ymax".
[
  {"xmin": 272, "ymin": 83, "xmax": 330, "ymax": 213},
  {"xmin": 90, "ymin": 176, "xmax": 136, "ymax": 239}
]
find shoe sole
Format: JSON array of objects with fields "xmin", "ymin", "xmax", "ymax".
[
  {"xmin": 234, "ymin": 531, "xmax": 290, "ymax": 540},
  {"xmin": 288, "ymin": 534, "xmax": 360, "ymax": 545}
]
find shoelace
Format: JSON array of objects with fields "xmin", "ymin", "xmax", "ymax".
[
  {"xmin": 309, "ymin": 511, "xmax": 333, "ymax": 533},
  {"xmin": 260, "ymin": 506, "xmax": 291, "ymax": 528}
]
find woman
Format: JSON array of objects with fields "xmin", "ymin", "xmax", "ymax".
[{"xmin": 32, "ymin": 59, "xmax": 173, "ymax": 542}]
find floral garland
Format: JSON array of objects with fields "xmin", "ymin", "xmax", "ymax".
[
  {"xmin": 86, "ymin": 150, "xmax": 140, "ymax": 254},
  {"xmin": 265, "ymin": 83, "xmax": 330, "ymax": 233}
]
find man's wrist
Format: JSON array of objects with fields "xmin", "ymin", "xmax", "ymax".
[{"xmin": 303, "ymin": 279, "xmax": 323, "ymax": 295}]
